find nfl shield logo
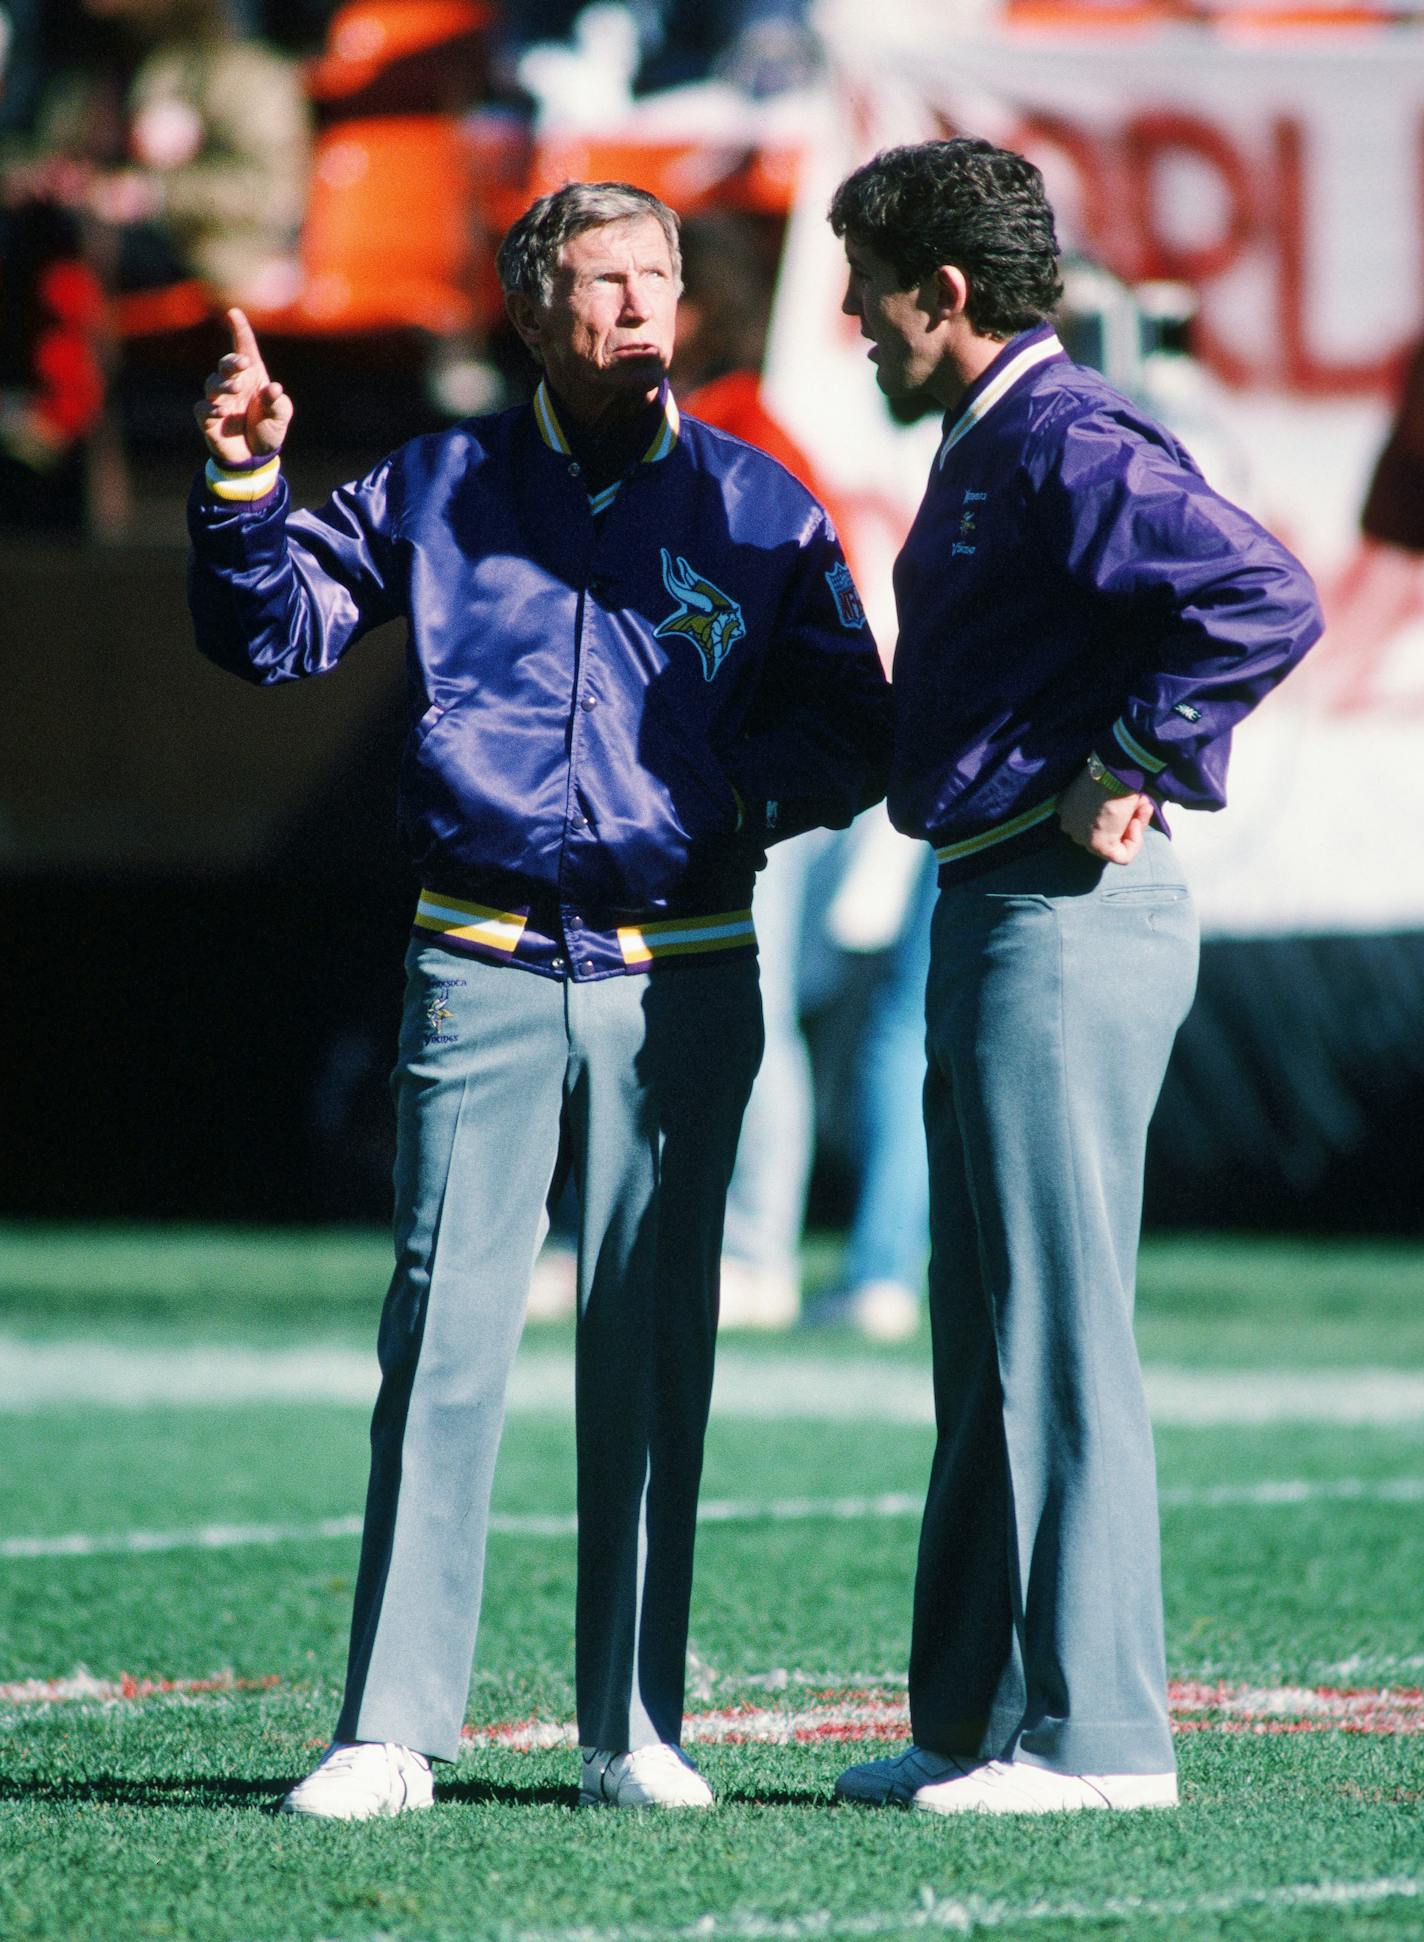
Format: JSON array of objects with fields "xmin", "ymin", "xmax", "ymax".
[{"xmin": 824, "ymin": 561, "xmax": 866, "ymax": 630}]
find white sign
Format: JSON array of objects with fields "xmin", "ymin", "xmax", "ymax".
[{"xmin": 770, "ymin": 19, "xmax": 1422, "ymax": 933}]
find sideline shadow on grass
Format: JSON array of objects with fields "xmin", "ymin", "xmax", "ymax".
[
  {"xmin": 698, "ymin": 1782, "xmax": 828, "ymax": 1810},
  {"xmin": 0, "ymin": 1773, "xmax": 816, "ymax": 1811},
  {"xmin": 0, "ymin": 1774, "xmax": 291, "ymax": 1809},
  {"xmin": 429, "ymin": 1777, "xmax": 574, "ymax": 1809},
  {"xmin": 443, "ymin": 1778, "xmax": 826, "ymax": 1810},
  {"xmin": 0, "ymin": 1773, "xmax": 573, "ymax": 1811}
]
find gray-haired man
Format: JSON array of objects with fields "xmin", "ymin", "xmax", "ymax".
[{"xmin": 188, "ymin": 180, "xmax": 888, "ymax": 1815}]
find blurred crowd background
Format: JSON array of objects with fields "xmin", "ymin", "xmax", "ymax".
[{"xmin": 3, "ymin": 0, "xmax": 1422, "ymax": 1331}]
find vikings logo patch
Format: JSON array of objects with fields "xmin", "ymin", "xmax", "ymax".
[
  {"xmin": 824, "ymin": 561, "xmax": 866, "ymax": 630},
  {"xmin": 655, "ymin": 549, "xmax": 746, "ymax": 681},
  {"xmin": 421, "ymin": 978, "xmax": 463, "ymax": 1045}
]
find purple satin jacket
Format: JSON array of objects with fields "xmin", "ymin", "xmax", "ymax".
[
  {"xmin": 188, "ymin": 382, "xmax": 889, "ymax": 979},
  {"xmin": 888, "ymin": 326, "xmax": 1324, "ymax": 881}
]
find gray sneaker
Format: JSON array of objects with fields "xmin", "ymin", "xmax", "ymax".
[{"xmin": 834, "ymin": 1745, "xmax": 976, "ymax": 1804}]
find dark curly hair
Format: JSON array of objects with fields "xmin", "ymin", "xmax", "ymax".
[{"xmin": 829, "ymin": 139, "xmax": 1063, "ymax": 340}]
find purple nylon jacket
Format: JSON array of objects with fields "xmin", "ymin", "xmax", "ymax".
[
  {"xmin": 888, "ymin": 326, "xmax": 1324, "ymax": 881},
  {"xmin": 187, "ymin": 382, "xmax": 889, "ymax": 980}
]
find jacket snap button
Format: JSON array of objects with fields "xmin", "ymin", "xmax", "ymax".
[{"xmin": 581, "ymin": 694, "xmax": 597, "ymax": 710}]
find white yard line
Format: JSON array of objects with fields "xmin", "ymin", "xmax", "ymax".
[
  {"xmin": 484, "ymin": 1878, "xmax": 1421, "ymax": 1942},
  {"xmin": 4, "ymin": 1334, "xmax": 1424, "ymax": 1423},
  {"xmin": 1141, "ymin": 1367, "xmax": 1424, "ymax": 1425},
  {"xmin": 0, "ymin": 1337, "xmax": 383, "ymax": 1411},
  {"xmin": 1158, "ymin": 1476, "xmax": 1424, "ymax": 1506},
  {"xmin": 4, "ymin": 1476, "xmax": 1421, "ymax": 1563},
  {"xmin": 1325, "ymin": 1651, "xmax": 1424, "ymax": 1679},
  {"xmin": 0, "ymin": 1670, "xmax": 280, "ymax": 1704}
]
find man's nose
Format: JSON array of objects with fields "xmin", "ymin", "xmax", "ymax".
[{"xmin": 622, "ymin": 278, "xmax": 653, "ymax": 319}]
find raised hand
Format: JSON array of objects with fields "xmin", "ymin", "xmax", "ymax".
[{"xmin": 195, "ymin": 307, "xmax": 293, "ymax": 466}]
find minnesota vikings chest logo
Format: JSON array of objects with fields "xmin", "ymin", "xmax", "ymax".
[
  {"xmin": 953, "ymin": 488, "xmax": 987, "ymax": 558},
  {"xmin": 655, "ymin": 549, "xmax": 747, "ymax": 681}
]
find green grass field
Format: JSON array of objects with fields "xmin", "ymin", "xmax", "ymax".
[{"xmin": 1, "ymin": 1224, "xmax": 1421, "ymax": 1941}]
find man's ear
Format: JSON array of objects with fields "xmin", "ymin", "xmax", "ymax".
[
  {"xmin": 505, "ymin": 290, "xmax": 543, "ymax": 360},
  {"xmin": 927, "ymin": 264, "xmax": 971, "ymax": 324}
]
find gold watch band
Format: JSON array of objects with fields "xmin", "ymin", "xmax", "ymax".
[{"xmin": 1086, "ymin": 753, "xmax": 1135, "ymax": 798}]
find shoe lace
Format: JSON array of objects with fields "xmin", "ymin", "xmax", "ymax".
[
  {"xmin": 319, "ymin": 1743, "xmax": 374, "ymax": 1775},
  {"xmin": 318, "ymin": 1740, "xmax": 427, "ymax": 1778},
  {"xmin": 905, "ymin": 1747, "xmax": 977, "ymax": 1785}
]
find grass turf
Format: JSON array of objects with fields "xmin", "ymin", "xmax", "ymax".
[
  {"xmin": 0, "ymin": 1225, "xmax": 1421, "ymax": 1939},
  {"xmin": 2, "ymin": 1221, "xmax": 1423, "ymax": 1364}
]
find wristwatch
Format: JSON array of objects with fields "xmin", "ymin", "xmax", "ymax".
[{"xmin": 1085, "ymin": 752, "xmax": 1134, "ymax": 798}]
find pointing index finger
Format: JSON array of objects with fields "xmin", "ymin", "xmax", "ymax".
[{"xmin": 226, "ymin": 306, "xmax": 263, "ymax": 369}]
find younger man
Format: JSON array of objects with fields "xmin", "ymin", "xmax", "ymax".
[{"xmin": 830, "ymin": 139, "xmax": 1321, "ymax": 1813}]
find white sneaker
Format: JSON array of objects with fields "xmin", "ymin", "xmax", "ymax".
[
  {"xmin": 807, "ymin": 1281, "xmax": 920, "ymax": 1342},
  {"xmin": 278, "ymin": 1740, "xmax": 435, "ymax": 1819},
  {"xmin": 579, "ymin": 1743, "xmax": 714, "ymax": 1809},
  {"xmin": 913, "ymin": 1759, "xmax": 1178, "ymax": 1816},
  {"xmin": 526, "ymin": 1244, "xmax": 577, "ymax": 1322},
  {"xmin": 834, "ymin": 1745, "xmax": 977, "ymax": 1804},
  {"xmin": 717, "ymin": 1259, "xmax": 800, "ymax": 1331}
]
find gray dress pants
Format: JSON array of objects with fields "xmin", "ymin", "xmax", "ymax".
[
  {"xmin": 335, "ymin": 944, "xmax": 763, "ymax": 1761},
  {"xmin": 912, "ymin": 830, "xmax": 1198, "ymax": 1776}
]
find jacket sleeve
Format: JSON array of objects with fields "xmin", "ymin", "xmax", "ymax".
[
  {"xmin": 186, "ymin": 459, "xmax": 401, "ymax": 686},
  {"xmin": 723, "ymin": 511, "xmax": 891, "ymax": 843},
  {"xmin": 1031, "ymin": 409, "xmax": 1324, "ymax": 810}
]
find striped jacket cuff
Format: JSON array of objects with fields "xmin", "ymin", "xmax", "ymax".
[
  {"xmin": 205, "ymin": 453, "xmax": 282, "ymax": 503},
  {"xmin": 1108, "ymin": 718, "xmax": 1168, "ymax": 793}
]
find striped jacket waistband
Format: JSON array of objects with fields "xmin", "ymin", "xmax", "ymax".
[
  {"xmin": 932, "ymin": 795, "xmax": 1062, "ymax": 871},
  {"xmin": 411, "ymin": 888, "xmax": 757, "ymax": 981}
]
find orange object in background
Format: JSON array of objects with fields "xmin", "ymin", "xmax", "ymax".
[
  {"xmin": 264, "ymin": 0, "xmax": 497, "ymax": 337},
  {"xmin": 250, "ymin": 116, "xmax": 480, "ymax": 336},
  {"xmin": 308, "ymin": 0, "xmax": 493, "ymax": 104},
  {"xmin": 524, "ymin": 134, "xmax": 803, "ymax": 220},
  {"xmin": 117, "ymin": 119, "xmax": 485, "ymax": 339},
  {"xmin": 115, "ymin": 0, "xmax": 500, "ymax": 341},
  {"xmin": 1004, "ymin": 1, "xmax": 1201, "ymax": 30},
  {"xmin": 1003, "ymin": 0, "xmax": 1396, "ymax": 27},
  {"xmin": 1215, "ymin": 6, "xmax": 1394, "ymax": 31},
  {"xmin": 111, "ymin": 0, "xmax": 806, "ymax": 351},
  {"xmin": 109, "ymin": 278, "xmax": 214, "ymax": 338}
]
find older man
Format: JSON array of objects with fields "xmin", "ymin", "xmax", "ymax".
[
  {"xmin": 188, "ymin": 180, "xmax": 887, "ymax": 1815},
  {"xmin": 828, "ymin": 140, "xmax": 1321, "ymax": 1814}
]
